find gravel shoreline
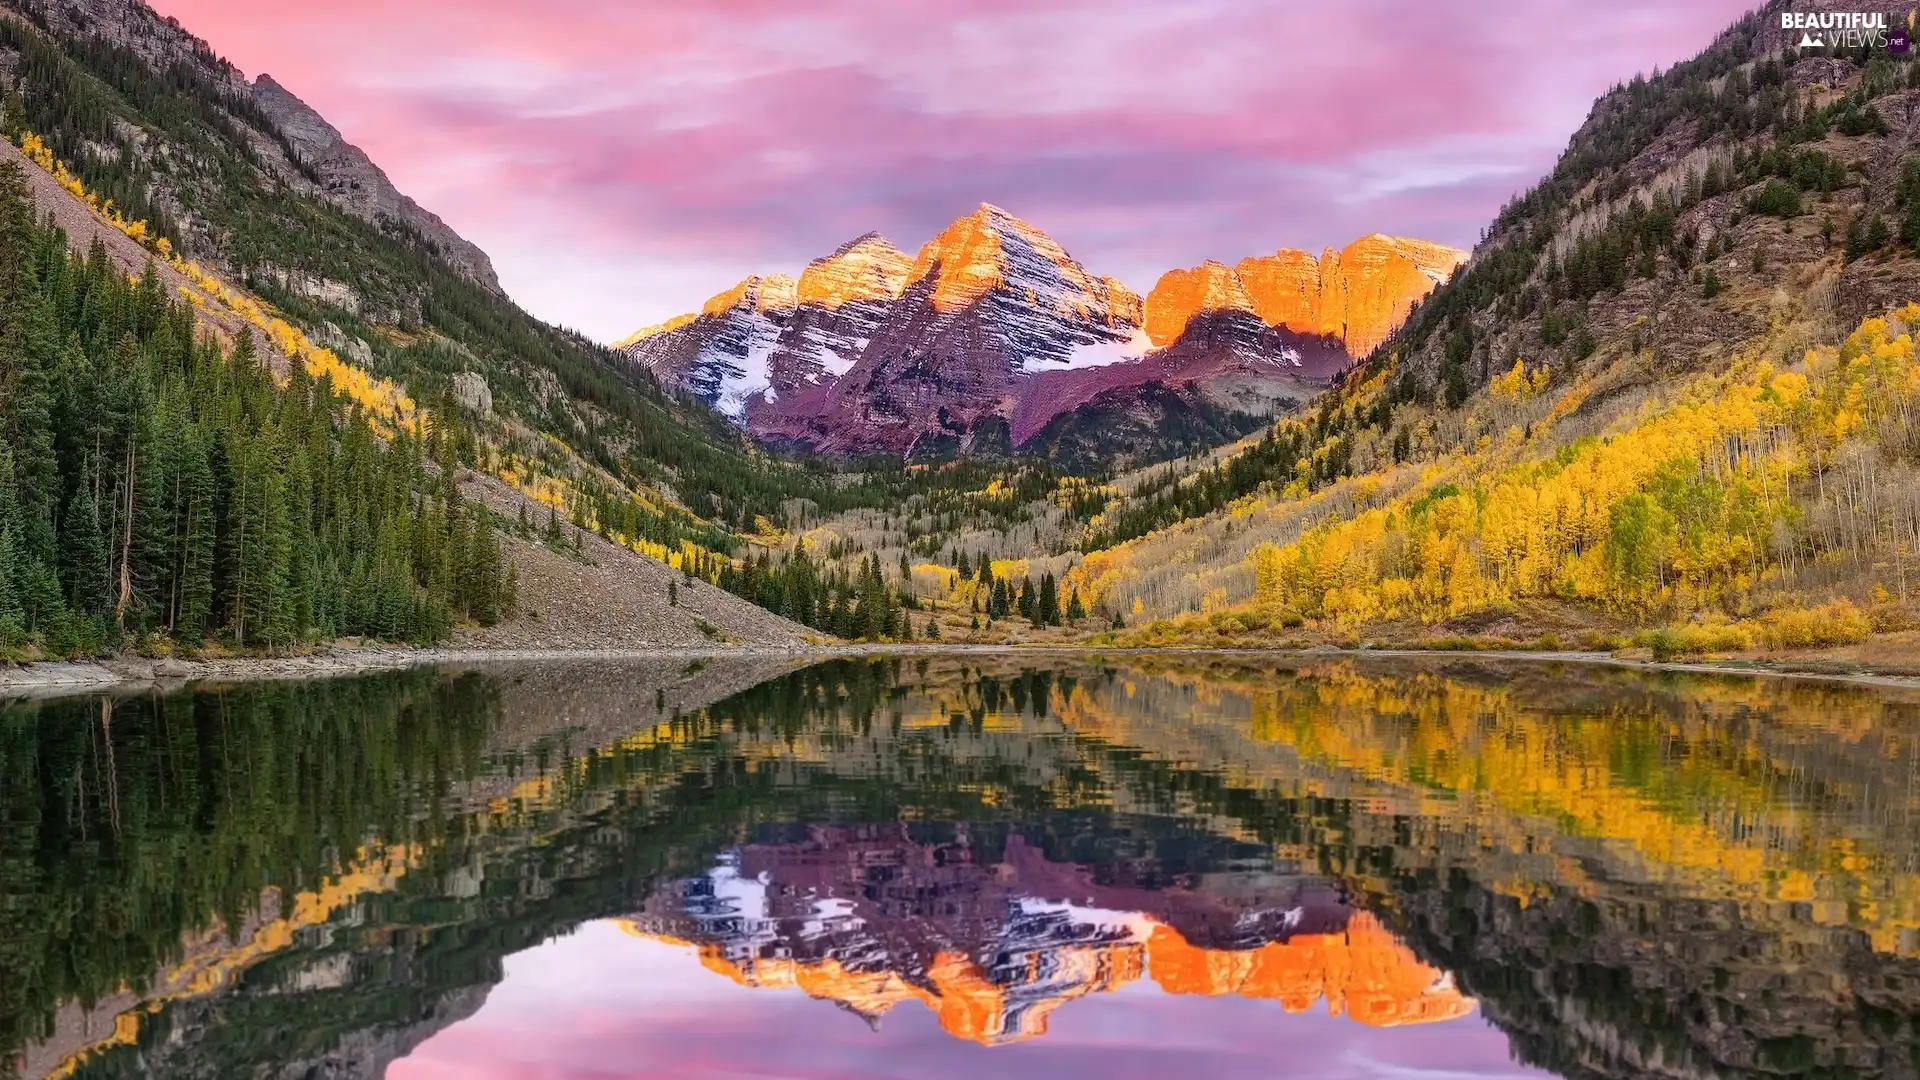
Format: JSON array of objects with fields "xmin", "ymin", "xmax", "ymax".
[{"xmin": 7, "ymin": 643, "xmax": 1920, "ymax": 699}]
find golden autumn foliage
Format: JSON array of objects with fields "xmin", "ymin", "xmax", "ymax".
[
  {"xmin": 1126, "ymin": 305, "xmax": 1920, "ymax": 640},
  {"xmin": 1044, "ymin": 657, "xmax": 1920, "ymax": 955},
  {"xmin": 18, "ymin": 131, "xmax": 171, "ymax": 259},
  {"xmin": 16, "ymin": 129, "xmax": 421, "ymax": 432}
]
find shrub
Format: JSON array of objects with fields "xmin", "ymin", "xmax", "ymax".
[
  {"xmin": 1748, "ymin": 180, "xmax": 1802, "ymax": 218},
  {"xmin": 1638, "ymin": 619, "xmax": 1754, "ymax": 659},
  {"xmin": 1759, "ymin": 600, "xmax": 1870, "ymax": 649}
]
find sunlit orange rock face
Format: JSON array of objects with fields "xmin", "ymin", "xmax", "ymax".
[
  {"xmin": 1146, "ymin": 235, "xmax": 1467, "ymax": 355},
  {"xmin": 1141, "ymin": 260, "xmax": 1255, "ymax": 344},
  {"xmin": 700, "ymin": 272, "xmax": 798, "ymax": 319},
  {"xmin": 905, "ymin": 202, "xmax": 1140, "ymax": 327},
  {"xmin": 1146, "ymin": 914, "xmax": 1473, "ymax": 1027},
  {"xmin": 795, "ymin": 232, "xmax": 912, "ymax": 309},
  {"xmin": 626, "ymin": 914, "xmax": 1465, "ymax": 1044},
  {"xmin": 617, "ymin": 828, "xmax": 1473, "ymax": 1046},
  {"xmin": 666, "ymin": 938, "xmax": 1146, "ymax": 1044}
]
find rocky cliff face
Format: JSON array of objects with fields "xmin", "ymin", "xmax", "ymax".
[
  {"xmin": 1146, "ymin": 235, "xmax": 1467, "ymax": 356},
  {"xmin": 619, "ymin": 205, "xmax": 1401, "ymax": 466},
  {"xmin": 8, "ymin": 0, "xmax": 505, "ymax": 298},
  {"xmin": 249, "ymin": 75, "xmax": 502, "ymax": 292}
]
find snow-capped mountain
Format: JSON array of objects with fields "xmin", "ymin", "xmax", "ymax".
[
  {"xmin": 619, "ymin": 273, "xmax": 796, "ymax": 420},
  {"xmin": 618, "ymin": 207, "xmax": 1458, "ymax": 467}
]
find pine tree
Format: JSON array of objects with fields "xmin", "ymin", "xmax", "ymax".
[
  {"xmin": 172, "ymin": 429, "xmax": 215, "ymax": 642},
  {"xmin": 0, "ymin": 447, "xmax": 21, "ymax": 645},
  {"xmin": 0, "ymin": 162, "xmax": 513, "ymax": 655},
  {"xmin": 1036, "ymin": 573, "xmax": 1059, "ymax": 627},
  {"xmin": 1065, "ymin": 586, "xmax": 1086, "ymax": 623},
  {"xmin": 61, "ymin": 475, "xmax": 111, "ymax": 620}
]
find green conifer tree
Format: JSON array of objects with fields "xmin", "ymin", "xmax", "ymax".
[
  {"xmin": 61, "ymin": 476, "xmax": 111, "ymax": 619},
  {"xmin": 1037, "ymin": 573, "xmax": 1060, "ymax": 627}
]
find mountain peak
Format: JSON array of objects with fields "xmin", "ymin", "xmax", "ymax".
[
  {"xmin": 907, "ymin": 203, "xmax": 1119, "ymax": 318},
  {"xmin": 799, "ymin": 234, "xmax": 912, "ymax": 309},
  {"xmin": 702, "ymin": 273, "xmax": 798, "ymax": 318},
  {"xmin": 828, "ymin": 230, "xmax": 897, "ymax": 256}
]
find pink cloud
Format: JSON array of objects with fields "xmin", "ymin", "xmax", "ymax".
[{"xmin": 147, "ymin": 0, "xmax": 1758, "ymax": 339}]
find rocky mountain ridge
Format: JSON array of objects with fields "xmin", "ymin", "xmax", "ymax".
[
  {"xmin": 622, "ymin": 205, "xmax": 1455, "ymax": 468},
  {"xmin": 1146, "ymin": 234, "xmax": 1467, "ymax": 355},
  {"xmin": 248, "ymin": 73, "xmax": 501, "ymax": 291},
  {"xmin": 10, "ymin": 0, "xmax": 501, "ymax": 293}
]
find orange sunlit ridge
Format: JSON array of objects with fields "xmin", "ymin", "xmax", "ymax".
[
  {"xmin": 612, "ymin": 826, "xmax": 1471, "ymax": 1047},
  {"xmin": 617, "ymin": 908, "xmax": 1469, "ymax": 1045}
]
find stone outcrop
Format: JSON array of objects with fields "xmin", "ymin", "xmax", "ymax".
[
  {"xmin": 1147, "ymin": 234, "xmax": 1468, "ymax": 356},
  {"xmin": 451, "ymin": 371, "xmax": 492, "ymax": 416}
]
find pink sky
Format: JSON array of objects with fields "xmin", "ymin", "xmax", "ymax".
[
  {"xmin": 149, "ymin": 0, "xmax": 1759, "ymax": 341},
  {"xmin": 389, "ymin": 920, "xmax": 1550, "ymax": 1080}
]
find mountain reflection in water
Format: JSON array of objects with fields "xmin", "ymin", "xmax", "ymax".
[
  {"xmin": 2, "ymin": 654, "xmax": 1916, "ymax": 1080},
  {"xmin": 621, "ymin": 827, "xmax": 1468, "ymax": 1045}
]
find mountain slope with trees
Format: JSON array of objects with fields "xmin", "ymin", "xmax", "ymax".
[
  {"xmin": 0, "ymin": 162, "xmax": 508, "ymax": 653},
  {"xmin": 1048, "ymin": 1, "xmax": 1920, "ymax": 653},
  {"xmin": 0, "ymin": 0, "xmax": 882, "ymax": 652},
  {"xmin": 0, "ymin": 0, "xmax": 818, "ymax": 551}
]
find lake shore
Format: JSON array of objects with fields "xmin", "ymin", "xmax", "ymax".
[{"xmin": 8, "ymin": 642, "xmax": 1920, "ymax": 699}]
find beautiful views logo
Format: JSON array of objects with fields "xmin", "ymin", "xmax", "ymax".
[{"xmin": 1782, "ymin": 11, "xmax": 1891, "ymax": 49}]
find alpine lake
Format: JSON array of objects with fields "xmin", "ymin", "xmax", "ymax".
[{"xmin": 4, "ymin": 652, "xmax": 1918, "ymax": 1079}]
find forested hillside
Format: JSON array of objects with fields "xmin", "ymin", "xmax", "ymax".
[
  {"xmin": 0, "ymin": 163, "xmax": 510, "ymax": 654},
  {"xmin": 0, "ymin": 0, "xmax": 949, "ymax": 651},
  {"xmin": 1042, "ymin": 2, "xmax": 1920, "ymax": 653},
  {"xmin": 0, "ymin": 0, "xmax": 824, "ymax": 576}
]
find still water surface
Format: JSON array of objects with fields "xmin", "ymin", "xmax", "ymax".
[{"xmin": 3, "ymin": 654, "xmax": 1918, "ymax": 1079}]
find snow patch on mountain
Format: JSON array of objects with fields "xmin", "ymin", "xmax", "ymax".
[
  {"xmin": 710, "ymin": 320, "xmax": 779, "ymax": 420},
  {"xmin": 1018, "ymin": 327, "xmax": 1156, "ymax": 374}
]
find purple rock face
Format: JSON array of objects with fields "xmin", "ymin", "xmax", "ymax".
[{"xmin": 617, "ymin": 206, "xmax": 1373, "ymax": 463}]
